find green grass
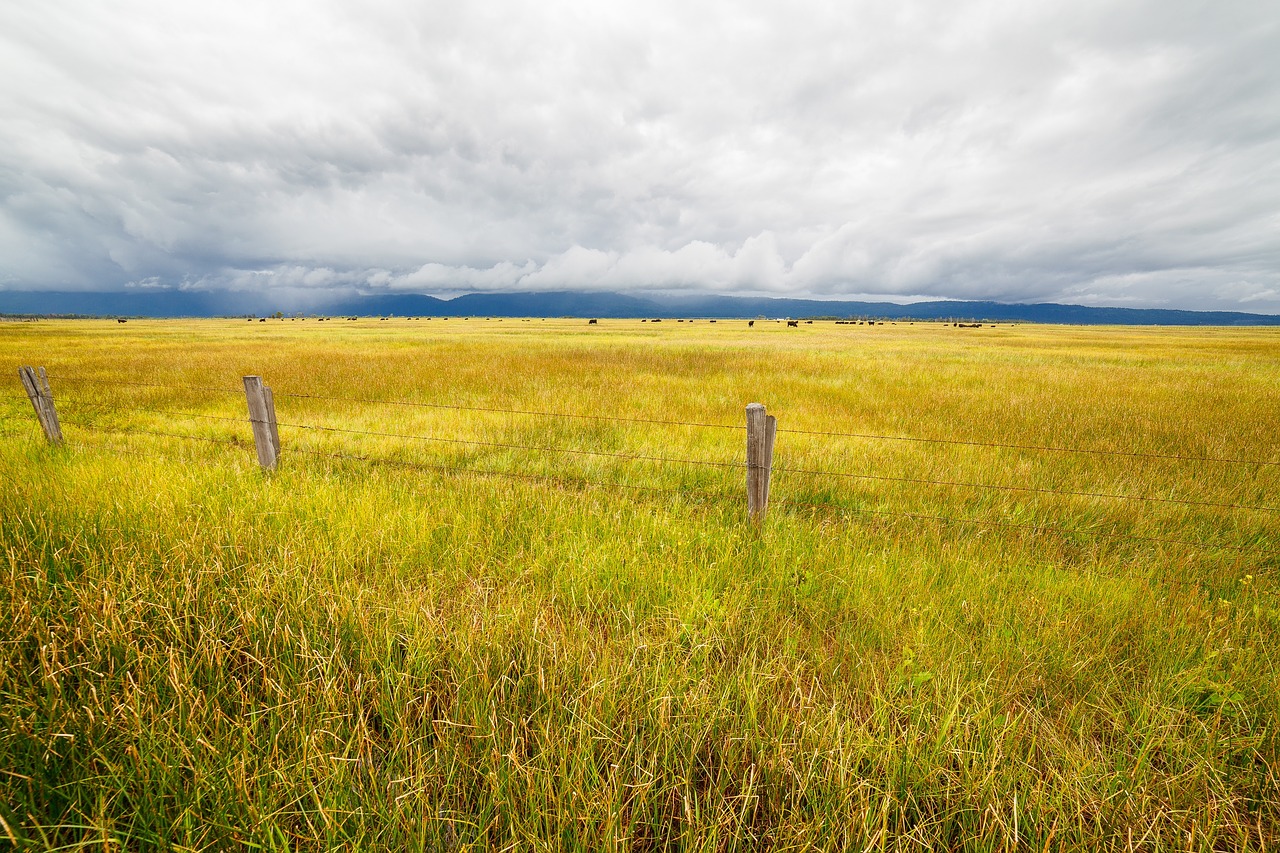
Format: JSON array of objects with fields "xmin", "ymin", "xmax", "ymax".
[{"xmin": 1, "ymin": 318, "xmax": 1277, "ymax": 850}]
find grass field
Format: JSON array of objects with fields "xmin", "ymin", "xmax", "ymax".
[{"xmin": 1, "ymin": 317, "xmax": 1278, "ymax": 850}]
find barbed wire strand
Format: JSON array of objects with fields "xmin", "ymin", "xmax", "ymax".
[
  {"xmin": 778, "ymin": 425, "xmax": 1280, "ymax": 468},
  {"xmin": 276, "ymin": 390, "xmax": 744, "ymax": 432},
  {"xmin": 54, "ymin": 396, "xmax": 245, "ymax": 424},
  {"xmin": 287, "ymin": 444, "xmax": 738, "ymax": 504},
  {"xmin": 59, "ymin": 419, "xmax": 246, "ymax": 449},
  {"xmin": 772, "ymin": 464, "xmax": 1280, "ymax": 515},
  {"xmin": 48, "ymin": 374, "xmax": 244, "ymax": 396},
  {"xmin": 55, "ymin": 401, "xmax": 747, "ymax": 473},
  {"xmin": 50, "ymin": 398, "xmax": 746, "ymax": 470},
  {"xmin": 274, "ymin": 419, "xmax": 744, "ymax": 471},
  {"xmin": 47, "ymin": 374, "xmax": 743, "ymax": 430},
  {"xmin": 56, "ymin": 416, "xmax": 729, "ymax": 501}
]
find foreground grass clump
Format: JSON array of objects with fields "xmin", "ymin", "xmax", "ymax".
[{"xmin": 1, "ymin": 318, "xmax": 1278, "ymax": 849}]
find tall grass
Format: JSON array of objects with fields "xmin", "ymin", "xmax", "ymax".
[{"xmin": 1, "ymin": 318, "xmax": 1277, "ymax": 850}]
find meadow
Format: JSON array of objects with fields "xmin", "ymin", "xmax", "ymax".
[{"xmin": 1, "ymin": 316, "xmax": 1277, "ymax": 851}]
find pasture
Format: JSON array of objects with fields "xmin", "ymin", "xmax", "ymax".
[{"xmin": 1, "ymin": 317, "xmax": 1277, "ymax": 850}]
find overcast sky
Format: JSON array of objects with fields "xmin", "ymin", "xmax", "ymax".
[{"xmin": 2, "ymin": 0, "xmax": 1278, "ymax": 311}]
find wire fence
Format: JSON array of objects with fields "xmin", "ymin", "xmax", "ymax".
[
  {"xmin": 47, "ymin": 375, "xmax": 1280, "ymax": 466},
  {"xmin": 8, "ymin": 371, "xmax": 1279, "ymax": 573},
  {"xmin": 52, "ymin": 395, "xmax": 1276, "ymax": 514}
]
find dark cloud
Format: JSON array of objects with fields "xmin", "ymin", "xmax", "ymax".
[{"xmin": 1, "ymin": 0, "xmax": 1278, "ymax": 311}]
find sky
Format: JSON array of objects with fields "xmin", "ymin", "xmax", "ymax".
[{"xmin": 2, "ymin": 0, "xmax": 1278, "ymax": 312}]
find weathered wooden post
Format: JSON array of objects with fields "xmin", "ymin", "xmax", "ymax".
[
  {"xmin": 18, "ymin": 366, "xmax": 63, "ymax": 445},
  {"xmin": 746, "ymin": 402, "xmax": 776, "ymax": 523},
  {"xmin": 263, "ymin": 384, "xmax": 281, "ymax": 459},
  {"xmin": 242, "ymin": 375, "xmax": 280, "ymax": 470}
]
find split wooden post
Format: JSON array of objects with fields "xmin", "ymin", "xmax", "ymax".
[
  {"xmin": 242, "ymin": 375, "xmax": 280, "ymax": 470},
  {"xmin": 263, "ymin": 385, "xmax": 281, "ymax": 460},
  {"xmin": 18, "ymin": 366, "xmax": 63, "ymax": 445},
  {"xmin": 746, "ymin": 402, "xmax": 776, "ymax": 523}
]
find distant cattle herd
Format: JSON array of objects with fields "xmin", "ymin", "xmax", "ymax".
[{"xmin": 195, "ymin": 316, "xmax": 1002, "ymax": 327}]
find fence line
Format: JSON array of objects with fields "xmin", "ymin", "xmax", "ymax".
[
  {"xmin": 37, "ymin": 415, "xmax": 1277, "ymax": 560},
  {"xmin": 21, "ymin": 428, "xmax": 1274, "ymax": 598},
  {"xmin": 61, "ymin": 421, "xmax": 1268, "ymax": 568},
  {"xmin": 48, "ymin": 394, "xmax": 1280, "ymax": 516},
  {"xmin": 16, "ymin": 418, "xmax": 1279, "ymax": 563},
  {"xmin": 49, "ymin": 372, "xmax": 1280, "ymax": 468},
  {"xmin": 40, "ymin": 406, "xmax": 1280, "ymax": 518},
  {"xmin": 30, "ymin": 434, "xmax": 1264, "ymax": 598},
  {"xmin": 11, "ymin": 369, "xmax": 1279, "ymax": 560}
]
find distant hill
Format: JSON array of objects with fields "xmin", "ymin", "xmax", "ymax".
[{"xmin": 3, "ymin": 289, "xmax": 1279, "ymax": 325}]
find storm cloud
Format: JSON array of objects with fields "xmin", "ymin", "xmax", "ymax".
[{"xmin": 2, "ymin": 0, "xmax": 1278, "ymax": 311}]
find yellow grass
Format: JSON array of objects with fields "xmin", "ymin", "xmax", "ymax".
[{"xmin": 1, "ymin": 317, "xmax": 1277, "ymax": 850}]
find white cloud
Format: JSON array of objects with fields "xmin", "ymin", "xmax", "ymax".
[{"xmin": 1, "ymin": 0, "xmax": 1278, "ymax": 312}]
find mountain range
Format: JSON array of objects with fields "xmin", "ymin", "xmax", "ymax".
[{"xmin": 2, "ymin": 289, "xmax": 1279, "ymax": 326}]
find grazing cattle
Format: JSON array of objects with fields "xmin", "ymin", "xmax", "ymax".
[
  {"xmin": 588, "ymin": 318, "xmax": 598, "ymax": 324},
  {"xmin": 748, "ymin": 320, "xmax": 755, "ymax": 327},
  {"xmin": 117, "ymin": 318, "xmax": 127, "ymax": 323},
  {"xmin": 787, "ymin": 320, "xmax": 799, "ymax": 327}
]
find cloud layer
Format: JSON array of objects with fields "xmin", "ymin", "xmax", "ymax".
[{"xmin": 2, "ymin": 0, "xmax": 1278, "ymax": 311}]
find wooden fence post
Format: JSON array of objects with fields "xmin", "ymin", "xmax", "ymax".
[
  {"xmin": 263, "ymin": 385, "xmax": 281, "ymax": 459},
  {"xmin": 18, "ymin": 366, "xmax": 63, "ymax": 445},
  {"xmin": 746, "ymin": 402, "xmax": 776, "ymax": 523},
  {"xmin": 243, "ymin": 375, "xmax": 279, "ymax": 470}
]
